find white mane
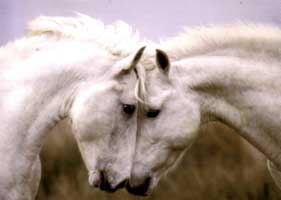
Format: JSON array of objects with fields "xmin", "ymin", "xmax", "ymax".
[
  {"xmin": 160, "ymin": 24, "xmax": 281, "ymax": 61},
  {"xmin": 136, "ymin": 23, "xmax": 281, "ymax": 108},
  {"xmin": 28, "ymin": 14, "xmax": 143, "ymax": 57},
  {"xmin": 1, "ymin": 14, "xmax": 142, "ymax": 59}
]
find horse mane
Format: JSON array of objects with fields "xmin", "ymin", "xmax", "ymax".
[
  {"xmin": 26, "ymin": 13, "xmax": 141, "ymax": 57},
  {"xmin": 137, "ymin": 24, "xmax": 281, "ymax": 107},
  {"xmin": 160, "ymin": 23, "xmax": 281, "ymax": 61}
]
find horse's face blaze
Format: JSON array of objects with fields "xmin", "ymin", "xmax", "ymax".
[
  {"xmin": 127, "ymin": 49, "xmax": 201, "ymax": 195},
  {"xmin": 70, "ymin": 47, "xmax": 145, "ymax": 192}
]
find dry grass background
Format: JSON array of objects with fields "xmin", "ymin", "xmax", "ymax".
[{"xmin": 37, "ymin": 121, "xmax": 281, "ymax": 200}]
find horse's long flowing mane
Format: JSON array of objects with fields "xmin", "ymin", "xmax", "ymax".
[
  {"xmin": 160, "ymin": 24, "xmax": 281, "ymax": 61},
  {"xmin": 1, "ymin": 14, "xmax": 142, "ymax": 59},
  {"xmin": 137, "ymin": 24, "xmax": 281, "ymax": 107},
  {"xmin": 27, "ymin": 14, "xmax": 142, "ymax": 57}
]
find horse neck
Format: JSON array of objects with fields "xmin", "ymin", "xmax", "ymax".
[
  {"xmin": 0, "ymin": 40, "xmax": 107, "ymax": 167},
  {"xmin": 174, "ymin": 49, "xmax": 281, "ymax": 168}
]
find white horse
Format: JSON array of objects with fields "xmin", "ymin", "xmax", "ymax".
[
  {"xmin": 126, "ymin": 24, "xmax": 281, "ymax": 196},
  {"xmin": 0, "ymin": 14, "xmax": 145, "ymax": 200}
]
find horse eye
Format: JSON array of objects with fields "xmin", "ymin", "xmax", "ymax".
[
  {"xmin": 146, "ymin": 109, "xmax": 160, "ymax": 118},
  {"xmin": 122, "ymin": 104, "xmax": 136, "ymax": 115}
]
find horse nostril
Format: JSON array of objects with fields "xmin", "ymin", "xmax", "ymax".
[{"xmin": 126, "ymin": 177, "xmax": 151, "ymax": 196}]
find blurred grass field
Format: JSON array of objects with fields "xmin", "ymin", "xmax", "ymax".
[{"xmin": 37, "ymin": 121, "xmax": 281, "ymax": 200}]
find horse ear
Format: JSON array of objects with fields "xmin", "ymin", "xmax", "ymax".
[
  {"xmin": 156, "ymin": 49, "xmax": 170, "ymax": 73},
  {"xmin": 114, "ymin": 46, "xmax": 146, "ymax": 77},
  {"xmin": 127, "ymin": 46, "xmax": 146, "ymax": 71}
]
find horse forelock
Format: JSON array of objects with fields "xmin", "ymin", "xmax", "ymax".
[
  {"xmin": 133, "ymin": 44, "xmax": 165, "ymax": 110},
  {"xmin": 133, "ymin": 64, "xmax": 147, "ymax": 110},
  {"xmin": 26, "ymin": 13, "xmax": 142, "ymax": 58}
]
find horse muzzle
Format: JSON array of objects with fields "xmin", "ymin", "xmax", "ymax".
[
  {"xmin": 126, "ymin": 176, "xmax": 151, "ymax": 196},
  {"xmin": 125, "ymin": 161, "xmax": 154, "ymax": 196}
]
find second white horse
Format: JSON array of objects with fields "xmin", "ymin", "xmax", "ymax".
[{"xmin": 127, "ymin": 24, "xmax": 281, "ymax": 196}]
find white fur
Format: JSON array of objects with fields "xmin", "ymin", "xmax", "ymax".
[
  {"xmin": 130, "ymin": 24, "xmax": 281, "ymax": 195},
  {"xmin": 0, "ymin": 14, "xmax": 144, "ymax": 199}
]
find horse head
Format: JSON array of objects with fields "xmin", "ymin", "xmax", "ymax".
[
  {"xmin": 70, "ymin": 46, "xmax": 145, "ymax": 192},
  {"xmin": 126, "ymin": 49, "xmax": 201, "ymax": 196}
]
